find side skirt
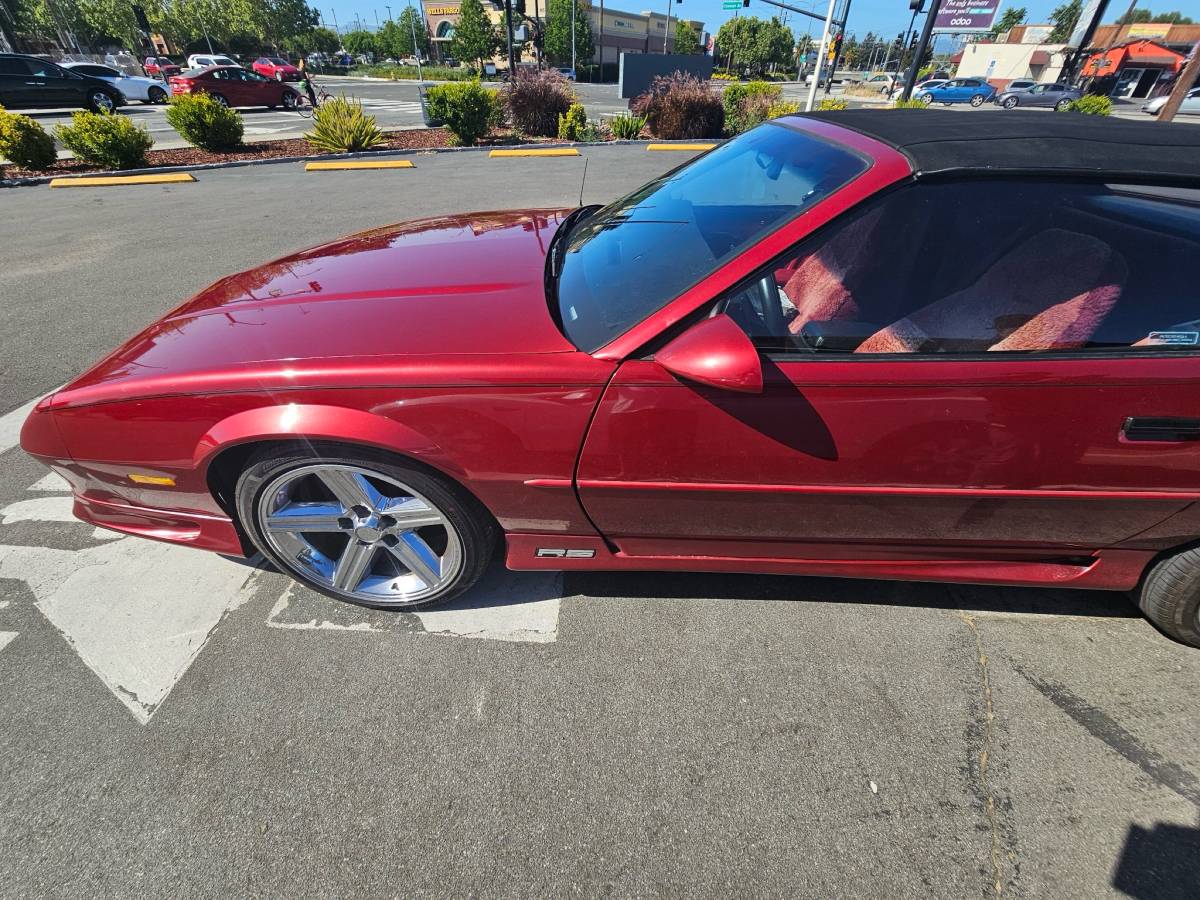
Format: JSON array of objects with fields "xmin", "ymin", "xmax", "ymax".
[{"xmin": 504, "ymin": 533, "xmax": 1152, "ymax": 591}]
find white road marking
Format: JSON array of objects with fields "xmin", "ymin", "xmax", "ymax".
[
  {"xmin": 1, "ymin": 494, "xmax": 76, "ymax": 524},
  {"xmin": 267, "ymin": 569, "xmax": 563, "ymax": 643},
  {"xmin": 0, "ymin": 538, "xmax": 258, "ymax": 722},
  {"xmin": 28, "ymin": 472, "xmax": 71, "ymax": 491},
  {"xmin": 0, "ymin": 632, "xmax": 17, "ymax": 654}
]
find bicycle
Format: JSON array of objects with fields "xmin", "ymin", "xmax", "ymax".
[{"xmin": 295, "ymin": 78, "xmax": 334, "ymax": 117}]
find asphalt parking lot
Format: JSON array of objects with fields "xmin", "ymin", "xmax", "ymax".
[{"xmin": 1, "ymin": 146, "xmax": 1198, "ymax": 898}]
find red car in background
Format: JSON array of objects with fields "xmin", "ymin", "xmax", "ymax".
[
  {"xmin": 143, "ymin": 56, "xmax": 181, "ymax": 79},
  {"xmin": 169, "ymin": 65, "xmax": 301, "ymax": 108},
  {"xmin": 19, "ymin": 111, "xmax": 1200, "ymax": 648},
  {"xmin": 252, "ymin": 56, "xmax": 302, "ymax": 81}
]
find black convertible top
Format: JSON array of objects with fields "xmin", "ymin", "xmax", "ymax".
[{"xmin": 799, "ymin": 109, "xmax": 1200, "ymax": 183}]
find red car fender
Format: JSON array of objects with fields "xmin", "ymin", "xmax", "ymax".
[{"xmin": 193, "ymin": 403, "xmax": 467, "ymax": 483}]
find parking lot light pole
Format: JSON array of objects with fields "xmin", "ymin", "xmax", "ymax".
[{"xmin": 804, "ymin": 0, "xmax": 837, "ymax": 111}]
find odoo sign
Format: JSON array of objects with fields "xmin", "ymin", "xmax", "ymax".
[{"xmin": 933, "ymin": 0, "xmax": 1000, "ymax": 32}]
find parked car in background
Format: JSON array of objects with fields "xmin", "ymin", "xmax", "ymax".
[
  {"xmin": 1005, "ymin": 79, "xmax": 1037, "ymax": 93},
  {"xmin": 252, "ymin": 56, "xmax": 302, "ymax": 81},
  {"xmin": 916, "ymin": 77, "xmax": 997, "ymax": 106},
  {"xmin": 186, "ymin": 54, "xmax": 239, "ymax": 69},
  {"xmin": 23, "ymin": 110, "xmax": 1200, "ymax": 649},
  {"xmin": 0, "ymin": 53, "xmax": 125, "ymax": 111},
  {"xmin": 62, "ymin": 62, "xmax": 169, "ymax": 103},
  {"xmin": 863, "ymin": 73, "xmax": 902, "ymax": 93},
  {"xmin": 555, "ymin": 67, "xmax": 577, "ymax": 80},
  {"xmin": 996, "ymin": 82, "xmax": 1081, "ymax": 110},
  {"xmin": 891, "ymin": 78, "xmax": 947, "ymax": 98},
  {"xmin": 143, "ymin": 56, "xmax": 181, "ymax": 79},
  {"xmin": 1143, "ymin": 86, "xmax": 1200, "ymax": 116},
  {"xmin": 169, "ymin": 65, "xmax": 301, "ymax": 109}
]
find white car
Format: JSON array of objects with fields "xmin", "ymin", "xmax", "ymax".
[
  {"xmin": 186, "ymin": 54, "xmax": 239, "ymax": 70},
  {"xmin": 1143, "ymin": 87, "xmax": 1200, "ymax": 116},
  {"xmin": 61, "ymin": 62, "xmax": 170, "ymax": 103}
]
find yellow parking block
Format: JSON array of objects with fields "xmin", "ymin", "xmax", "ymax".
[
  {"xmin": 49, "ymin": 172, "xmax": 196, "ymax": 188},
  {"xmin": 488, "ymin": 148, "xmax": 581, "ymax": 157},
  {"xmin": 647, "ymin": 143, "xmax": 717, "ymax": 152},
  {"xmin": 305, "ymin": 159, "xmax": 416, "ymax": 170}
]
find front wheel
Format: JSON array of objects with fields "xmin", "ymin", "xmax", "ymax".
[
  {"xmin": 148, "ymin": 86, "xmax": 167, "ymax": 104},
  {"xmin": 236, "ymin": 444, "xmax": 497, "ymax": 610},
  {"xmin": 970, "ymin": 93, "xmax": 986, "ymax": 107},
  {"xmin": 1136, "ymin": 548, "xmax": 1200, "ymax": 648},
  {"xmin": 88, "ymin": 89, "xmax": 115, "ymax": 113},
  {"xmin": 1055, "ymin": 98, "xmax": 1073, "ymax": 111},
  {"xmin": 1002, "ymin": 96, "xmax": 1019, "ymax": 109}
]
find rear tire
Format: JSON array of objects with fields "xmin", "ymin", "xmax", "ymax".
[
  {"xmin": 235, "ymin": 443, "xmax": 498, "ymax": 611},
  {"xmin": 210, "ymin": 92, "xmax": 228, "ymax": 107},
  {"xmin": 970, "ymin": 93, "xmax": 986, "ymax": 107},
  {"xmin": 1136, "ymin": 548, "xmax": 1200, "ymax": 648},
  {"xmin": 148, "ymin": 85, "xmax": 167, "ymax": 104}
]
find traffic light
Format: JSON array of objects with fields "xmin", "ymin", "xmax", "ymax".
[
  {"xmin": 742, "ymin": 0, "xmax": 750, "ymax": 6},
  {"xmin": 909, "ymin": 31, "xmax": 918, "ymax": 49},
  {"xmin": 908, "ymin": 0, "xmax": 924, "ymax": 10},
  {"xmin": 828, "ymin": 33, "xmax": 842, "ymax": 63}
]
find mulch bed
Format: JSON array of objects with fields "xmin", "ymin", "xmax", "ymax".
[{"xmin": 1, "ymin": 127, "xmax": 583, "ymax": 180}]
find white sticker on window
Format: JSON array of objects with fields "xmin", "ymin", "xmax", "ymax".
[{"xmin": 1147, "ymin": 331, "xmax": 1199, "ymax": 345}]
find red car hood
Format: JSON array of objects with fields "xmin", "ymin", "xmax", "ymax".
[{"xmin": 56, "ymin": 209, "xmax": 579, "ymax": 406}]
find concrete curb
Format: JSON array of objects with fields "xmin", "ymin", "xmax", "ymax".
[{"xmin": 0, "ymin": 139, "xmax": 720, "ymax": 188}]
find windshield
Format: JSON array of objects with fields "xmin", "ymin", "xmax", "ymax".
[{"xmin": 554, "ymin": 122, "xmax": 868, "ymax": 352}]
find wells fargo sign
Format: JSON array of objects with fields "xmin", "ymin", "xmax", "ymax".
[{"xmin": 426, "ymin": 5, "xmax": 460, "ymax": 14}]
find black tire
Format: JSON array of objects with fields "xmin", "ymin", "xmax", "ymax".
[
  {"xmin": 148, "ymin": 86, "xmax": 167, "ymax": 104},
  {"xmin": 1136, "ymin": 548, "xmax": 1200, "ymax": 647},
  {"xmin": 87, "ymin": 89, "xmax": 116, "ymax": 112},
  {"xmin": 235, "ymin": 442, "xmax": 498, "ymax": 611},
  {"xmin": 281, "ymin": 91, "xmax": 298, "ymax": 110},
  {"xmin": 970, "ymin": 93, "xmax": 986, "ymax": 107},
  {"xmin": 1002, "ymin": 96, "xmax": 1019, "ymax": 109},
  {"xmin": 210, "ymin": 92, "xmax": 228, "ymax": 107},
  {"xmin": 1055, "ymin": 98, "xmax": 1072, "ymax": 111}
]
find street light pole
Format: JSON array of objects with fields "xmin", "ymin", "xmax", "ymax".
[
  {"xmin": 571, "ymin": 0, "xmax": 577, "ymax": 73},
  {"xmin": 899, "ymin": 0, "xmax": 941, "ymax": 101},
  {"xmin": 663, "ymin": 0, "xmax": 672, "ymax": 53}
]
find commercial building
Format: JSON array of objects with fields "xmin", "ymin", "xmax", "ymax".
[
  {"xmin": 953, "ymin": 38, "xmax": 1069, "ymax": 88},
  {"xmin": 422, "ymin": 0, "xmax": 703, "ymax": 67}
]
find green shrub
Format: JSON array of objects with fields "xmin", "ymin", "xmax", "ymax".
[
  {"xmin": 609, "ymin": 112, "xmax": 646, "ymax": 139},
  {"xmin": 165, "ymin": 93, "xmax": 244, "ymax": 152},
  {"xmin": 424, "ymin": 80, "xmax": 497, "ymax": 146},
  {"xmin": 891, "ymin": 98, "xmax": 929, "ymax": 109},
  {"xmin": 352, "ymin": 64, "xmax": 475, "ymax": 81},
  {"xmin": 768, "ymin": 99, "xmax": 802, "ymax": 117},
  {"xmin": 0, "ymin": 106, "xmax": 57, "ymax": 170},
  {"xmin": 815, "ymin": 97, "xmax": 848, "ymax": 111},
  {"xmin": 723, "ymin": 80, "xmax": 781, "ymax": 134},
  {"xmin": 631, "ymin": 73, "xmax": 724, "ymax": 140},
  {"xmin": 505, "ymin": 67, "xmax": 574, "ymax": 137},
  {"xmin": 1059, "ymin": 94, "xmax": 1112, "ymax": 116},
  {"xmin": 557, "ymin": 102, "xmax": 587, "ymax": 140},
  {"xmin": 54, "ymin": 110, "xmax": 152, "ymax": 170},
  {"xmin": 305, "ymin": 96, "xmax": 385, "ymax": 152}
]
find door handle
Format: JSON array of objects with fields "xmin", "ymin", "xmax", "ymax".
[{"xmin": 1122, "ymin": 417, "xmax": 1200, "ymax": 442}]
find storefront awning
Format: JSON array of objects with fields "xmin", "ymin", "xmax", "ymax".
[{"xmin": 1030, "ymin": 50, "xmax": 1051, "ymax": 66}]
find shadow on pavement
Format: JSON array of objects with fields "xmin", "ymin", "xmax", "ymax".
[
  {"xmin": 1112, "ymin": 820, "xmax": 1200, "ymax": 900},
  {"xmin": 560, "ymin": 569, "xmax": 1141, "ymax": 619}
]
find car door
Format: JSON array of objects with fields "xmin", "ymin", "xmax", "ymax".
[
  {"xmin": 0, "ymin": 56, "xmax": 34, "ymax": 107},
  {"xmin": 21, "ymin": 58, "xmax": 80, "ymax": 107},
  {"xmin": 576, "ymin": 178, "xmax": 1200, "ymax": 562},
  {"xmin": 241, "ymin": 69, "xmax": 274, "ymax": 104},
  {"xmin": 1183, "ymin": 87, "xmax": 1200, "ymax": 114}
]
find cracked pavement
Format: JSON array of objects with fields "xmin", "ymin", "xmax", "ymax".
[{"xmin": 1, "ymin": 149, "xmax": 1198, "ymax": 898}]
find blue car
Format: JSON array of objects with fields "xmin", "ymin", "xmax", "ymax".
[{"xmin": 915, "ymin": 77, "xmax": 997, "ymax": 107}]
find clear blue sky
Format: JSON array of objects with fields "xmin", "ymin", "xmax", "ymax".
[{"xmin": 320, "ymin": 0, "xmax": 1199, "ymax": 43}]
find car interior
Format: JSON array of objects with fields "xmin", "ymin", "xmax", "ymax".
[{"xmin": 723, "ymin": 179, "xmax": 1200, "ymax": 355}]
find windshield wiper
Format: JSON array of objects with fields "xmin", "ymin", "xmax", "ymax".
[{"xmin": 544, "ymin": 204, "xmax": 600, "ymax": 329}]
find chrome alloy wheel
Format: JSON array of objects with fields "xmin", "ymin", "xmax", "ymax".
[{"xmin": 256, "ymin": 463, "xmax": 464, "ymax": 606}]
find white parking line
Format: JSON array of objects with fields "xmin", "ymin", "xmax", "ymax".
[{"xmin": 0, "ymin": 632, "xmax": 16, "ymax": 654}]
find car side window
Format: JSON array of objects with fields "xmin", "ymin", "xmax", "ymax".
[
  {"xmin": 27, "ymin": 60, "xmax": 65, "ymax": 78},
  {"xmin": 721, "ymin": 180, "xmax": 1200, "ymax": 357},
  {"xmin": 0, "ymin": 58, "xmax": 29, "ymax": 75}
]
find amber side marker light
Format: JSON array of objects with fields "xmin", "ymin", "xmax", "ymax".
[{"xmin": 129, "ymin": 474, "xmax": 177, "ymax": 486}]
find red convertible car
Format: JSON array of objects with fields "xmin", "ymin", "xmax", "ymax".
[{"xmin": 20, "ymin": 111, "xmax": 1200, "ymax": 647}]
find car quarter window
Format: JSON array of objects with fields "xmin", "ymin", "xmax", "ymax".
[
  {"xmin": 0, "ymin": 58, "xmax": 28, "ymax": 75},
  {"xmin": 721, "ymin": 179, "xmax": 1200, "ymax": 357}
]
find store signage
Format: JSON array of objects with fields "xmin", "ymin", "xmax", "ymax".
[
  {"xmin": 426, "ymin": 5, "xmax": 460, "ymax": 15},
  {"xmin": 933, "ymin": 0, "xmax": 1000, "ymax": 33}
]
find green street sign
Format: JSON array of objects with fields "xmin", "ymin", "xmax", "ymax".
[{"xmin": 722, "ymin": 1, "xmax": 741, "ymax": 8}]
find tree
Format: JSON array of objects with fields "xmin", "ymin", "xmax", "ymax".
[
  {"xmin": 399, "ymin": 5, "xmax": 430, "ymax": 56},
  {"xmin": 342, "ymin": 29, "xmax": 376, "ymax": 56},
  {"xmin": 544, "ymin": 0, "xmax": 592, "ymax": 66},
  {"xmin": 674, "ymin": 20, "xmax": 699, "ymax": 55},
  {"xmin": 451, "ymin": 0, "xmax": 500, "ymax": 67},
  {"xmin": 1048, "ymin": 0, "xmax": 1082, "ymax": 42},
  {"xmin": 303, "ymin": 26, "xmax": 340, "ymax": 53},
  {"xmin": 1117, "ymin": 8, "xmax": 1194, "ymax": 23},
  {"xmin": 991, "ymin": 6, "xmax": 1026, "ymax": 34},
  {"xmin": 715, "ymin": 16, "xmax": 792, "ymax": 75}
]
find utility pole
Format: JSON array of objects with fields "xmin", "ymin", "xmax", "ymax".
[
  {"xmin": 899, "ymin": 0, "xmax": 940, "ymax": 100},
  {"xmin": 598, "ymin": 0, "xmax": 605, "ymax": 78},
  {"xmin": 331, "ymin": 8, "xmax": 340, "ymax": 34},
  {"xmin": 1060, "ymin": 0, "xmax": 1112, "ymax": 85},
  {"xmin": 805, "ymin": 0, "xmax": 837, "ymax": 110},
  {"xmin": 663, "ymin": 0, "xmax": 672, "ymax": 53},
  {"xmin": 505, "ymin": 0, "xmax": 517, "ymax": 73},
  {"xmin": 571, "ymin": 0, "xmax": 577, "ymax": 72},
  {"xmin": 1159, "ymin": 40, "xmax": 1200, "ymax": 122},
  {"xmin": 407, "ymin": 0, "xmax": 424, "ymax": 77}
]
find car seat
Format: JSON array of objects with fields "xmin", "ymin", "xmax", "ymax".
[{"xmin": 855, "ymin": 228, "xmax": 1126, "ymax": 354}]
